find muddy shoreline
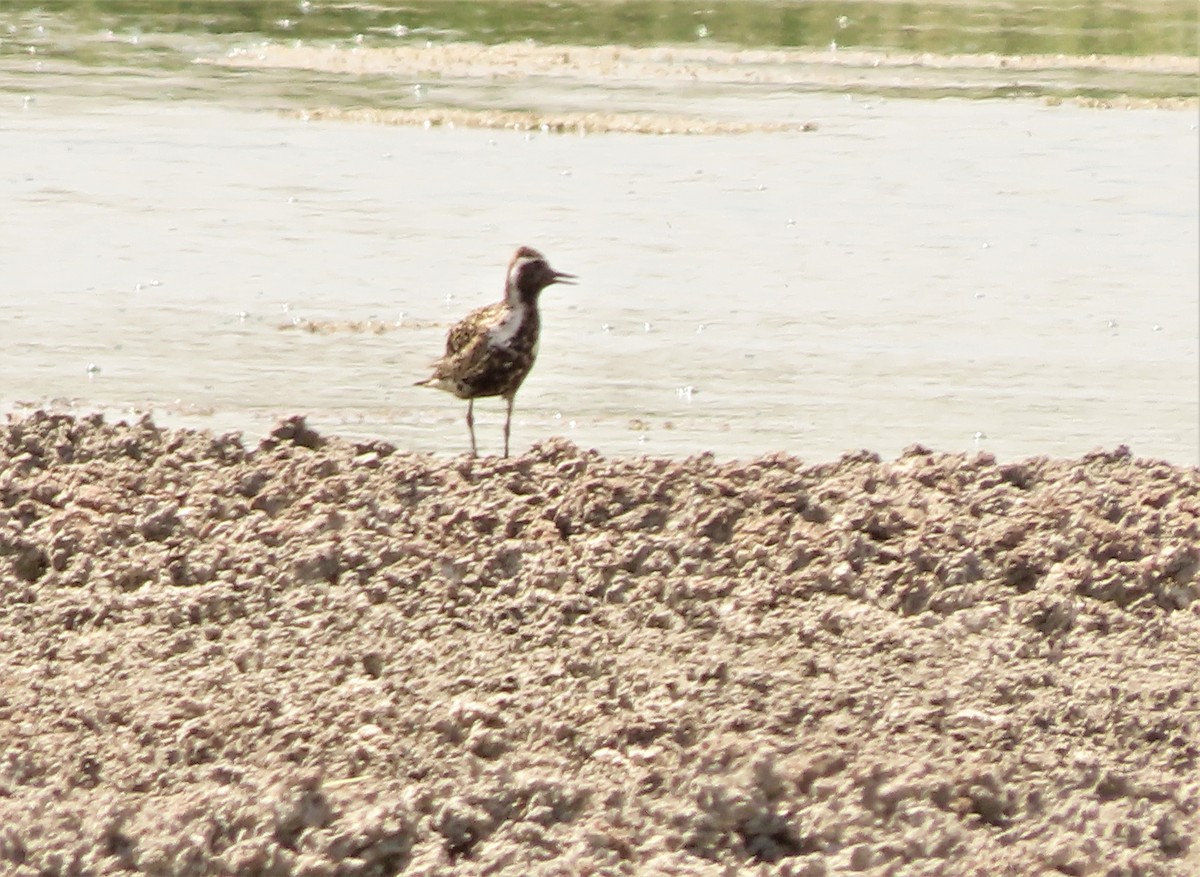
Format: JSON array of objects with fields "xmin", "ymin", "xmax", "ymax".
[
  {"xmin": 214, "ymin": 42, "xmax": 1200, "ymax": 131},
  {"xmin": 1, "ymin": 412, "xmax": 1198, "ymax": 875}
]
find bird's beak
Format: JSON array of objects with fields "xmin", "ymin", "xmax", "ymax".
[{"xmin": 551, "ymin": 270, "xmax": 577, "ymax": 286}]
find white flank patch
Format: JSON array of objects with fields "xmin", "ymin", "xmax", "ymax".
[{"xmin": 488, "ymin": 306, "xmax": 528, "ymax": 349}]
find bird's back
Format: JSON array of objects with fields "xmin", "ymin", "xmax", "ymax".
[{"xmin": 425, "ymin": 299, "xmax": 540, "ymax": 400}]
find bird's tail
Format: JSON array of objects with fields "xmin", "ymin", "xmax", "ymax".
[{"xmin": 415, "ymin": 375, "xmax": 455, "ymax": 393}]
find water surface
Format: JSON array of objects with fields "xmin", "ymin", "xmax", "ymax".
[{"xmin": 1, "ymin": 2, "xmax": 1197, "ymax": 462}]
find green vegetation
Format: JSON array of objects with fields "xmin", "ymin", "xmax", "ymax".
[
  {"xmin": 2, "ymin": 1, "xmax": 1194, "ymax": 107},
  {"xmin": 4, "ymin": 0, "xmax": 1198, "ymax": 56}
]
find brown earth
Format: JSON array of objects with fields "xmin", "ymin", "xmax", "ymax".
[{"xmin": 1, "ymin": 412, "xmax": 1198, "ymax": 876}]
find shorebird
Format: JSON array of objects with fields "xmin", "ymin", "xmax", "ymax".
[{"xmin": 416, "ymin": 246, "xmax": 576, "ymax": 457}]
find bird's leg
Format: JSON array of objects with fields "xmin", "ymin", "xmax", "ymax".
[
  {"xmin": 503, "ymin": 395, "xmax": 514, "ymax": 458},
  {"xmin": 466, "ymin": 398, "xmax": 477, "ymax": 457}
]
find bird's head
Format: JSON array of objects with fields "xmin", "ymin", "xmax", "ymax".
[{"xmin": 506, "ymin": 246, "xmax": 576, "ymax": 306}]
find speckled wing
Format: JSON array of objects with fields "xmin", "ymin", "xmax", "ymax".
[
  {"xmin": 419, "ymin": 300, "xmax": 535, "ymax": 398},
  {"xmin": 428, "ymin": 304, "xmax": 535, "ymax": 400},
  {"xmin": 431, "ymin": 324, "xmax": 490, "ymax": 382},
  {"xmin": 445, "ymin": 302, "xmax": 505, "ymax": 357},
  {"xmin": 418, "ymin": 302, "xmax": 501, "ymax": 392},
  {"xmin": 447, "ymin": 331, "xmax": 533, "ymax": 399}
]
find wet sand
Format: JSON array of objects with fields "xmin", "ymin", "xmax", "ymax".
[
  {"xmin": 1, "ymin": 412, "xmax": 1197, "ymax": 875},
  {"xmin": 212, "ymin": 41, "xmax": 1200, "ymax": 112}
]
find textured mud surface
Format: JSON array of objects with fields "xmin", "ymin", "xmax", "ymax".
[
  {"xmin": 214, "ymin": 42, "xmax": 1200, "ymax": 127},
  {"xmin": 214, "ymin": 42, "xmax": 1199, "ymax": 89},
  {"xmin": 1, "ymin": 413, "xmax": 1198, "ymax": 876}
]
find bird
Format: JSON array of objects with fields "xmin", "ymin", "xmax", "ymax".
[{"xmin": 416, "ymin": 246, "xmax": 576, "ymax": 457}]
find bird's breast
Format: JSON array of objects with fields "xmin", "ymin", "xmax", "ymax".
[{"xmin": 487, "ymin": 306, "xmax": 539, "ymax": 353}]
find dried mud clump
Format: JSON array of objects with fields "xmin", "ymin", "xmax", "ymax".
[{"xmin": 1, "ymin": 413, "xmax": 1198, "ymax": 877}]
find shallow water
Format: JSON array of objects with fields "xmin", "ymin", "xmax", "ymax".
[
  {"xmin": 4, "ymin": 97, "xmax": 1196, "ymax": 462},
  {"xmin": 1, "ymin": 3, "xmax": 1197, "ymax": 463}
]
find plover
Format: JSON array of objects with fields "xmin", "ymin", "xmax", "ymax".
[{"xmin": 416, "ymin": 246, "xmax": 576, "ymax": 457}]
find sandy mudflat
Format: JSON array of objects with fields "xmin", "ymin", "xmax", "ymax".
[
  {"xmin": 1, "ymin": 412, "xmax": 1198, "ymax": 876},
  {"xmin": 211, "ymin": 41, "xmax": 1200, "ymax": 128},
  {"xmin": 213, "ymin": 42, "xmax": 1200, "ymax": 81}
]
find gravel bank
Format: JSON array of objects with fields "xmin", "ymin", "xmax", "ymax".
[{"xmin": 1, "ymin": 412, "xmax": 1197, "ymax": 876}]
